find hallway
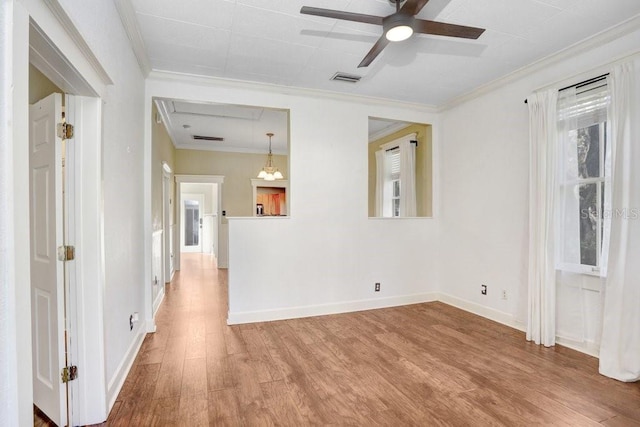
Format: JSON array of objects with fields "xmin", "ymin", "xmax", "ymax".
[
  {"xmin": 109, "ymin": 253, "xmax": 233, "ymax": 425},
  {"xmin": 104, "ymin": 253, "xmax": 640, "ymax": 426}
]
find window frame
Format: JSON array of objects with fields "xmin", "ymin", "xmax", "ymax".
[
  {"xmin": 378, "ymin": 135, "xmax": 414, "ymax": 218},
  {"xmin": 556, "ymin": 86, "xmax": 610, "ymax": 277},
  {"xmin": 391, "ymin": 178, "xmax": 401, "ymax": 218}
]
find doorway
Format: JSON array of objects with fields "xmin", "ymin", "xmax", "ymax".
[
  {"xmin": 180, "ymin": 184, "xmax": 219, "ymax": 259},
  {"xmin": 26, "ymin": 15, "xmax": 108, "ymax": 426},
  {"xmin": 175, "ymin": 175, "xmax": 225, "ymax": 271},
  {"xmin": 181, "ymin": 192, "xmax": 205, "ymax": 254}
]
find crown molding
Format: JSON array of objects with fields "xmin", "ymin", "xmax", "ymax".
[
  {"xmin": 439, "ymin": 13, "xmax": 640, "ymax": 112},
  {"xmin": 43, "ymin": 0, "xmax": 113, "ymax": 85},
  {"xmin": 368, "ymin": 122, "xmax": 409, "ymax": 143},
  {"xmin": 153, "ymin": 98, "xmax": 179, "ymax": 147},
  {"xmin": 147, "ymin": 70, "xmax": 440, "ymax": 114},
  {"xmin": 173, "ymin": 143, "xmax": 287, "ymax": 156},
  {"xmin": 114, "ymin": 0, "xmax": 151, "ymax": 77}
]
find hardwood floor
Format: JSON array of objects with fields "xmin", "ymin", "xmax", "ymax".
[
  {"xmin": 97, "ymin": 254, "xmax": 640, "ymax": 425},
  {"xmin": 34, "ymin": 405, "xmax": 56, "ymax": 427}
]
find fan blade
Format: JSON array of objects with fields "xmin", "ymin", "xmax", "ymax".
[
  {"xmin": 400, "ymin": 0, "xmax": 430, "ymax": 16},
  {"xmin": 414, "ymin": 19, "xmax": 485, "ymax": 39},
  {"xmin": 358, "ymin": 35, "xmax": 390, "ymax": 68},
  {"xmin": 300, "ymin": 6, "xmax": 383, "ymax": 25}
]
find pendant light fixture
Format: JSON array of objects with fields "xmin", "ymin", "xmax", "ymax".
[{"xmin": 257, "ymin": 132, "xmax": 283, "ymax": 181}]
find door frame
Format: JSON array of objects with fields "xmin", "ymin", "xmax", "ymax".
[
  {"xmin": 7, "ymin": 2, "xmax": 111, "ymax": 425},
  {"xmin": 180, "ymin": 192, "xmax": 205, "ymax": 253},
  {"xmin": 64, "ymin": 94, "xmax": 106, "ymax": 425},
  {"xmin": 162, "ymin": 161, "xmax": 173, "ymax": 283},
  {"xmin": 174, "ymin": 175, "xmax": 225, "ymax": 272}
]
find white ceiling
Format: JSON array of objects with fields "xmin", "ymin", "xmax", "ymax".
[
  {"xmin": 127, "ymin": 0, "xmax": 640, "ymax": 107},
  {"xmin": 132, "ymin": 1, "xmax": 640, "ymax": 153},
  {"xmin": 155, "ymin": 98, "xmax": 289, "ymax": 153}
]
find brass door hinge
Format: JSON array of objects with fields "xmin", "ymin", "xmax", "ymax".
[
  {"xmin": 57, "ymin": 245, "xmax": 75, "ymax": 261},
  {"xmin": 61, "ymin": 365, "xmax": 78, "ymax": 383},
  {"xmin": 57, "ymin": 123, "xmax": 74, "ymax": 140}
]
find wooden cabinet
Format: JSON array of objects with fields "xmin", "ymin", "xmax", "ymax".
[{"xmin": 251, "ymin": 179, "xmax": 288, "ymax": 216}]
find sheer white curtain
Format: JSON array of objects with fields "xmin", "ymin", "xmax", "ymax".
[
  {"xmin": 375, "ymin": 149, "xmax": 384, "ymax": 216},
  {"xmin": 399, "ymin": 139, "xmax": 417, "ymax": 217},
  {"xmin": 557, "ymin": 86, "xmax": 580, "ymax": 267},
  {"xmin": 599, "ymin": 60, "xmax": 640, "ymax": 382},
  {"xmin": 527, "ymin": 89, "xmax": 559, "ymax": 347}
]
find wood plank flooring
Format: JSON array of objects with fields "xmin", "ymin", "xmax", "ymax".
[{"xmin": 98, "ymin": 253, "xmax": 640, "ymax": 425}]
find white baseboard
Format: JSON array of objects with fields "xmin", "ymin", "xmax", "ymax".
[
  {"xmin": 437, "ymin": 293, "xmax": 600, "ymax": 358},
  {"xmin": 228, "ymin": 292, "xmax": 439, "ymax": 325},
  {"xmin": 153, "ymin": 285, "xmax": 165, "ymax": 316},
  {"xmin": 106, "ymin": 326, "xmax": 146, "ymax": 412},
  {"xmin": 436, "ymin": 292, "xmax": 525, "ymax": 332},
  {"xmin": 145, "ymin": 318, "xmax": 157, "ymax": 333},
  {"xmin": 227, "ymin": 291, "xmax": 601, "ymax": 359},
  {"xmin": 556, "ymin": 336, "xmax": 600, "ymax": 358}
]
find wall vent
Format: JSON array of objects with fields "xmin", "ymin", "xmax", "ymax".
[
  {"xmin": 192, "ymin": 135, "xmax": 224, "ymax": 142},
  {"xmin": 331, "ymin": 72, "xmax": 362, "ymax": 83}
]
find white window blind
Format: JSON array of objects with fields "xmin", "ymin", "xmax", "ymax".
[
  {"xmin": 388, "ymin": 148, "xmax": 400, "ymax": 180},
  {"xmin": 558, "ymin": 80, "xmax": 610, "ymax": 127}
]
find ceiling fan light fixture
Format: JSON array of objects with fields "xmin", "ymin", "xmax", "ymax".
[
  {"xmin": 301, "ymin": 1, "xmax": 486, "ymax": 67},
  {"xmin": 386, "ymin": 24, "xmax": 413, "ymax": 41}
]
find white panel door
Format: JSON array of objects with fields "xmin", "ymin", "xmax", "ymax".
[
  {"xmin": 181, "ymin": 193, "xmax": 204, "ymax": 253},
  {"xmin": 30, "ymin": 93, "xmax": 67, "ymax": 427}
]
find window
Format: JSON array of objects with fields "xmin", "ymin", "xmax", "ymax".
[
  {"xmin": 373, "ymin": 134, "xmax": 417, "ymax": 217},
  {"xmin": 557, "ymin": 78, "xmax": 610, "ymax": 274},
  {"xmin": 391, "ymin": 179, "xmax": 400, "ymax": 217},
  {"xmin": 368, "ymin": 120, "xmax": 432, "ymax": 218},
  {"xmin": 388, "ymin": 148, "xmax": 401, "ymax": 217}
]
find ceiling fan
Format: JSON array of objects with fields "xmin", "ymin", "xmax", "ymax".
[{"xmin": 300, "ymin": 0, "xmax": 485, "ymax": 68}]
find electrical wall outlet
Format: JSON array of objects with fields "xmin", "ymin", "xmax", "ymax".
[
  {"xmin": 375, "ymin": 282, "xmax": 381, "ymax": 292},
  {"xmin": 481, "ymin": 284, "xmax": 487, "ymax": 295},
  {"xmin": 502, "ymin": 290, "xmax": 508, "ymax": 300}
]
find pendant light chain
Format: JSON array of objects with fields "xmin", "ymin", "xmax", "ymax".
[{"xmin": 257, "ymin": 132, "xmax": 284, "ymax": 181}]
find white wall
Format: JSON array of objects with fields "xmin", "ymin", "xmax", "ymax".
[
  {"xmin": 147, "ymin": 76, "xmax": 442, "ymax": 323},
  {"xmin": 439, "ymin": 23, "xmax": 640, "ymax": 347},
  {"xmin": 146, "ymin": 21, "xmax": 640, "ymax": 331},
  {"xmin": 50, "ymin": 0, "xmax": 147, "ymax": 408}
]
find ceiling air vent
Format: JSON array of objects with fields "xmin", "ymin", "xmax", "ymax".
[
  {"xmin": 192, "ymin": 135, "xmax": 224, "ymax": 142},
  {"xmin": 331, "ymin": 72, "xmax": 362, "ymax": 83}
]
